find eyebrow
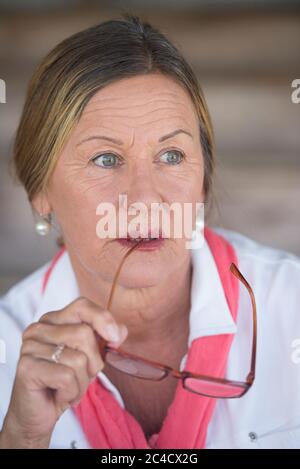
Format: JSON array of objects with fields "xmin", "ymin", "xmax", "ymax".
[{"xmin": 76, "ymin": 128, "xmax": 193, "ymax": 147}]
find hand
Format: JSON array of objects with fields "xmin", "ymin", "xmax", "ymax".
[{"xmin": 0, "ymin": 296, "xmax": 128, "ymax": 448}]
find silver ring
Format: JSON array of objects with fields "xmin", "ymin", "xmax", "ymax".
[{"xmin": 51, "ymin": 344, "xmax": 65, "ymax": 364}]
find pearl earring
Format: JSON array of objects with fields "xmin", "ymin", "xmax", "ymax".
[{"xmin": 35, "ymin": 212, "xmax": 52, "ymax": 236}]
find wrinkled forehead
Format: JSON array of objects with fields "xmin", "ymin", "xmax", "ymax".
[{"xmin": 78, "ymin": 74, "xmax": 199, "ymax": 131}]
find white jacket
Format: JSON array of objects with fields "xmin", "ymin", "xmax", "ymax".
[{"xmin": 1, "ymin": 227, "xmax": 300, "ymax": 449}]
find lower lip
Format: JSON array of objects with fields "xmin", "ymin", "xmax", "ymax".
[{"xmin": 117, "ymin": 238, "xmax": 165, "ymax": 251}]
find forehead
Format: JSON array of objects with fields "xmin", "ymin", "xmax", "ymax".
[{"xmin": 80, "ymin": 73, "xmax": 198, "ymax": 127}]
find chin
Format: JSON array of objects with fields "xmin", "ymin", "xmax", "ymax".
[{"xmin": 117, "ymin": 266, "xmax": 165, "ymax": 289}]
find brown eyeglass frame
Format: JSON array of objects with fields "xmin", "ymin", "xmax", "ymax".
[{"xmin": 98, "ymin": 239, "xmax": 257, "ymax": 399}]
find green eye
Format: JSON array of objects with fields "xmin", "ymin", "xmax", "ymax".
[
  {"xmin": 92, "ymin": 153, "xmax": 121, "ymax": 168},
  {"xmin": 159, "ymin": 150, "xmax": 183, "ymax": 165}
]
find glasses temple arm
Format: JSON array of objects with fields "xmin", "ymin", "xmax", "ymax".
[{"xmin": 230, "ymin": 263, "xmax": 257, "ymax": 384}]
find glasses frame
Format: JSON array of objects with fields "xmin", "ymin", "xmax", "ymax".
[{"xmin": 98, "ymin": 239, "xmax": 257, "ymax": 399}]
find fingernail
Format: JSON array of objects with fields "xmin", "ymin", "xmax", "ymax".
[{"xmin": 106, "ymin": 324, "xmax": 121, "ymax": 342}]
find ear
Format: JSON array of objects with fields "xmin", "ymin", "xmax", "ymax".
[{"xmin": 30, "ymin": 190, "xmax": 52, "ymax": 216}]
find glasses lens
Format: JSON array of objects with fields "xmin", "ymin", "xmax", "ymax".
[
  {"xmin": 184, "ymin": 377, "xmax": 246, "ymax": 398},
  {"xmin": 105, "ymin": 349, "xmax": 167, "ymax": 380}
]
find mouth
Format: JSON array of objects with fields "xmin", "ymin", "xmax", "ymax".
[{"xmin": 117, "ymin": 231, "xmax": 165, "ymax": 251}]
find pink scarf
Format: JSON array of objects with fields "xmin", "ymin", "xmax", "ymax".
[{"xmin": 71, "ymin": 227, "xmax": 240, "ymax": 449}]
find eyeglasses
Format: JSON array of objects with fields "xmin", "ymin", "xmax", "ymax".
[{"xmin": 98, "ymin": 239, "xmax": 257, "ymax": 399}]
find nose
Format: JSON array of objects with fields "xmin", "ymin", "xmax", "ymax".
[
  {"xmin": 118, "ymin": 156, "xmax": 163, "ymax": 237},
  {"xmin": 125, "ymin": 160, "xmax": 164, "ymax": 213}
]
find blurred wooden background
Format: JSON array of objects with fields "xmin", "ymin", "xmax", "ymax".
[{"xmin": 0, "ymin": 0, "xmax": 299, "ymax": 293}]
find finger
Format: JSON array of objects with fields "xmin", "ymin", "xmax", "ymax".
[
  {"xmin": 39, "ymin": 297, "xmax": 128, "ymax": 345},
  {"xmin": 17, "ymin": 354, "xmax": 81, "ymax": 411},
  {"xmin": 21, "ymin": 339, "xmax": 92, "ymax": 395},
  {"xmin": 23, "ymin": 322, "xmax": 104, "ymax": 377}
]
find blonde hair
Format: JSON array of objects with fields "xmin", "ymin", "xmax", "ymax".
[{"xmin": 12, "ymin": 13, "xmax": 217, "ymax": 229}]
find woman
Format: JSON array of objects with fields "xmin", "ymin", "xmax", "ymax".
[{"xmin": 0, "ymin": 14, "xmax": 300, "ymax": 449}]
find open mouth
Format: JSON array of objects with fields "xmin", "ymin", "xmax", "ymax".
[
  {"xmin": 117, "ymin": 232, "xmax": 165, "ymax": 250},
  {"xmin": 126, "ymin": 237, "xmax": 159, "ymax": 243}
]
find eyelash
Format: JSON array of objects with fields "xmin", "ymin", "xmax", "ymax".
[
  {"xmin": 90, "ymin": 148, "xmax": 186, "ymax": 168},
  {"xmin": 156, "ymin": 148, "xmax": 186, "ymax": 165},
  {"xmin": 90, "ymin": 152, "xmax": 124, "ymax": 169}
]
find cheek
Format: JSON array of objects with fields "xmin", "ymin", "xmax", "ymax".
[
  {"xmin": 51, "ymin": 163, "xmax": 118, "ymax": 218},
  {"xmin": 157, "ymin": 158, "xmax": 204, "ymax": 198},
  {"xmin": 184, "ymin": 167, "xmax": 205, "ymax": 201},
  {"xmin": 166, "ymin": 178, "xmax": 203, "ymax": 205},
  {"xmin": 49, "ymin": 175, "xmax": 108, "ymax": 249}
]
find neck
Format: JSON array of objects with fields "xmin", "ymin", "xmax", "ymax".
[{"xmin": 67, "ymin": 249, "xmax": 192, "ymax": 361}]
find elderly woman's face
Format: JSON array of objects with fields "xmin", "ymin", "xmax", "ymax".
[{"xmin": 42, "ymin": 73, "xmax": 205, "ymax": 287}]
